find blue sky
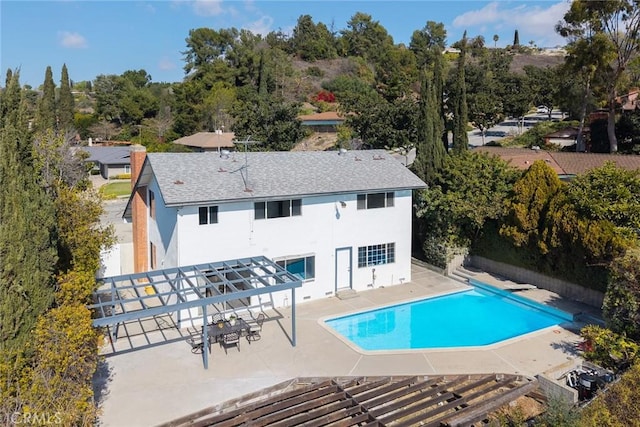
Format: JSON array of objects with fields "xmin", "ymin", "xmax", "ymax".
[{"xmin": 1, "ymin": 0, "xmax": 571, "ymax": 88}]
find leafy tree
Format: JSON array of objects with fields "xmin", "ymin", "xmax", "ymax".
[
  {"xmin": 231, "ymin": 97, "xmax": 306, "ymax": 151},
  {"xmin": 88, "ymin": 119, "xmax": 119, "ymax": 141},
  {"xmin": 32, "ymin": 129, "xmax": 87, "ymax": 193},
  {"xmin": 21, "ymin": 303, "xmax": 101, "ymax": 425},
  {"xmin": 202, "ymin": 81, "xmax": 236, "ymax": 132},
  {"xmin": 58, "ymin": 64, "xmax": 75, "ymax": 131},
  {"xmin": 603, "ymin": 248, "xmax": 640, "ymax": 342},
  {"xmin": 55, "ymin": 187, "xmax": 114, "ymax": 273},
  {"xmin": 339, "ymin": 12, "xmax": 394, "ymax": 65},
  {"xmin": 557, "ymin": 0, "xmax": 640, "ymax": 152},
  {"xmin": 500, "ymin": 72, "xmax": 533, "ymax": 133},
  {"xmin": 500, "ymin": 160, "xmax": 564, "ymax": 250},
  {"xmin": 497, "ymin": 160, "xmax": 625, "ymax": 288},
  {"xmin": 410, "ymin": 21, "xmax": 447, "ymax": 68},
  {"xmin": 35, "ymin": 66, "xmax": 56, "ymax": 132},
  {"xmin": 493, "ymin": 34, "xmax": 499, "ymax": 48},
  {"xmin": 567, "ymin": 162, "xmax": 640, "ymax": 237},
  {"xmin": 375, "ymin": 44, "xmax": 417, "ymax": 101},
  {"xmin": 535, "ymin": 395, "xmax": 581, "ymax": 427},
  {"xmin": 465, "ymin": 62, "xmax": 503, "ymax": 145},
  {"xmin": 342, "ymin": 94, "xmax": 416, "ymax": 149},
  {"xmin": 182, "ymin": 27, "xmax": 238, "ymax": 83},
  {"xmin": 524, "ymin": 65, "xmax": 560, "ymax": 118},
  {"xmin": 451, "ymin": 32, "xmax": 469, "ymax": 153},
  {"xmin": 415, "ymin": 151, "xmax": 518, "ymax": 265},
  {"xmin": 93, "ymin": 74, "xmax": 123, "ymax": 123},
  {"xmin": 291, "ymin": 15, "xmax": 337, "ymax": 61}
]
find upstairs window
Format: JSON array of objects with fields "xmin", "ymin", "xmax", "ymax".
[
  {"xmin": 199, "ymin": 206, "xmax": 218, "ymax": 225},
  {"xmin": 255, "ymin": 199, "xmax": 302, "ymax": 220},
  {"xmin": 357, "ymin": 192, "xmax": 394, "ymax": 210}
]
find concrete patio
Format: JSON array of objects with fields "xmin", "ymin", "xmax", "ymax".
[{"xmin": 95, "ymin": 263, "xmax": 597, "ymax": 426}]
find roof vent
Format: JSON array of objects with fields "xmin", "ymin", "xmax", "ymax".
[
  {"xmin": 220, "ymin": 149, "xmax": 230, "ymax": 158},
  {"xmin": 174, "ymin": 180, "xmax": 184, "ymax": 185},
  {"xmin": 218, "ymin": 167, "xmax": 227, "ymax": 173},
  {"xmin": 338, "ymin": 148, "xmax": 347, "ymax": 155}
]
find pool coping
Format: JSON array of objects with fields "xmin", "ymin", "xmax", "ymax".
[{"xmin": 319, "ymin": 280, "xmax": 576, "ymax": 355}]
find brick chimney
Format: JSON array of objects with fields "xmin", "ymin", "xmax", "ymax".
[{"xmin": 130, "ymin": 145, "xmax": 148, "ymax": 273}]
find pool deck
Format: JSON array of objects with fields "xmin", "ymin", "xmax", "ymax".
[{"xmin": 96, "ymin": 263, "xmax": 599, "ymax": 427}]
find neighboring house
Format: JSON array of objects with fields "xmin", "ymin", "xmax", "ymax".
[
  {"xmin": 123, "ymin": 146, "xmax": 426, "ymax": 325},
  {"xmin": 474, "ymin": 146, "xmax": 640, "ymax": 180},
  {"xmin": 297, "ymin": 112, "xmax": 345, "ymax": 132},
  {"xmin": 172, "ymin": 131, "xmax": 236, "ymax": 152},
  {"xmin": 80, "ymin": 145, "xmax": 131, "ymax": 179},
  {"xmin": 544, "ymin": 127, "xmax": 583, "ymax": 148},
  {"xmin": 616, "ymin": 89, "xmax": 639, "ymax": 112}
]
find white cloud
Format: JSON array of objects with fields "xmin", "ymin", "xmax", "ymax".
[
  {"xmin": 453, "ymin": 1, "xmax": 571, "ymax": 47},
  {"xmin": 158, "ymin": 57, "xmax": 177, "ymax": 71},
  {"xmin": 453, "ymin": 1, "xmax": 502, "ymax": 27},
  {"xmin": 193, "ymin": 0, "xmax": 223, "ymax": 16},
  {"xmin": 243, "ymin": 15, "xmax": 273, "ymax": 37},
  {"xmin": 58, "ymin": 31, "xmax": 88, "ymax": 49}
]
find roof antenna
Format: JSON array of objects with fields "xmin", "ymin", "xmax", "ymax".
[{"xmin": 233, "ymin": 135, "xmax": 261, "ymax": 192}]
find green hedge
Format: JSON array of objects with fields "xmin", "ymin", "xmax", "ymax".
[{"xmin": 472, "ymin": 221, "xmax": 609, "ymax": 292}]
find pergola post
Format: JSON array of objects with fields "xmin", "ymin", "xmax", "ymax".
[
  {"xmin": 291, "ymin": 288, "xmax": 296, "ymax": 347},
  {"xmin": 202, "ymin": 304, "xmax": 209, "ymax": 369}
]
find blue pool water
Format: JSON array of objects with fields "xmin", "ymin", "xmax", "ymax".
[{"xmin": 325, "ymin": 280, "xmax": 573, "ymax": 351}]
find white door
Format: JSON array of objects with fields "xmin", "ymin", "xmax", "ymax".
[{"xmin": 335, "ymin": 247, "xmax": 352, "ymax": 292}]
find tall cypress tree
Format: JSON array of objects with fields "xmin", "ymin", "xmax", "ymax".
[
  {"xmin": 414, "ymin": 48, "xmax": 446, "ymax": 184},
  {"xmin": 452, "ymin": 32, "xmax": 469, "ymax": 153},
  {"xmin": 0, "ymin": 72, "xmax": 58, "ymax": 351},
  {"xmin": 513, "ymin": 29, "xmax": 520, "ymax": 47},
  {"xmin": 35, "ymin": 66, "xmax": 56, "ymax": 132},
  {"xmin": 58, "ymin": 64, "xmax": 75, "ymax": 132}
]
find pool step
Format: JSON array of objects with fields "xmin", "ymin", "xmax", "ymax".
[{"xmin": 336, "ymin": 289, "xmax": 359, "ymax": 300}]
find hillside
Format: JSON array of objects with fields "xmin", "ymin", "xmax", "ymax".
[{"xmin": 290, "ymin": 51, "xmax": 565, "ymax": 100}]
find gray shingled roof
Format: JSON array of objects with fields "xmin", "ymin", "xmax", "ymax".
[
  {"xmin": 143, "ymin": 150, "xmax": 426, "ymax": 206},
  {"xmin": 80, "ymin": 146, "xmax": 131, "ymax": 165}
]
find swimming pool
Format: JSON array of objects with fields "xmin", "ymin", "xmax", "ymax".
[{"xmin": 325, "ymin": 280, "xmax": 573, "ymax": 351}]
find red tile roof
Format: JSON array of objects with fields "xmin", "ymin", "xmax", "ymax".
[{"xmin": 474, "ymin": 146, "xmax": 640, "ymax": 175}]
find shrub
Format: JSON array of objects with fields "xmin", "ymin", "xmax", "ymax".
[
  {"xmin": 305, "ymin": 66, "xmax": 324, "ymax": 77},
  {"xmin": 580, "ymin": 325, "xmax": 640, "ymax": 372}
]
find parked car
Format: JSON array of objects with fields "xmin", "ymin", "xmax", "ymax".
[{"xmin": 536, "ymin": 105, "xmax": 550, "ymax": 114}]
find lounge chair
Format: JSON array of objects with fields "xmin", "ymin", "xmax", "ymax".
[{"xmin": 247, "ymin": 313, "xmax": 265, "ymax": 343}]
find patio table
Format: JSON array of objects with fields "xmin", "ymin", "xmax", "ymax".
[{"xmin": 207, "ymin": 318, "xmax": 249, "ymax": 344}]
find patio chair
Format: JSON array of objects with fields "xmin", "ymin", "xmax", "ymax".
[
  {"xmin": 247, "ymin": 313, "xmax": 265, "ymax": 343},
  {"xmin": 210, "ymin": 312, "xmax": 224, "ymax": 325},
  {"xmin": 221, "ymin": 332, "xmax": 240, "ymax": 354},
  {"xmin": 186, "ymin": 334, "xmax": 204, "ymax": 354}
]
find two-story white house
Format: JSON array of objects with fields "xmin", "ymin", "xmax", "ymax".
[{"xmin": 124, "ymin": 146, "xmax": 426, "ymax": 324}]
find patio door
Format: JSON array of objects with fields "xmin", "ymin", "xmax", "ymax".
[{"xmin": 335, "ymin": 247, "xmax": 352, "ymax": 292}]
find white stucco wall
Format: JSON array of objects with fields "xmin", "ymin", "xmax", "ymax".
[{"xmin": 147, "ymin": 180, "xmax": 415, "ymax": 323}]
